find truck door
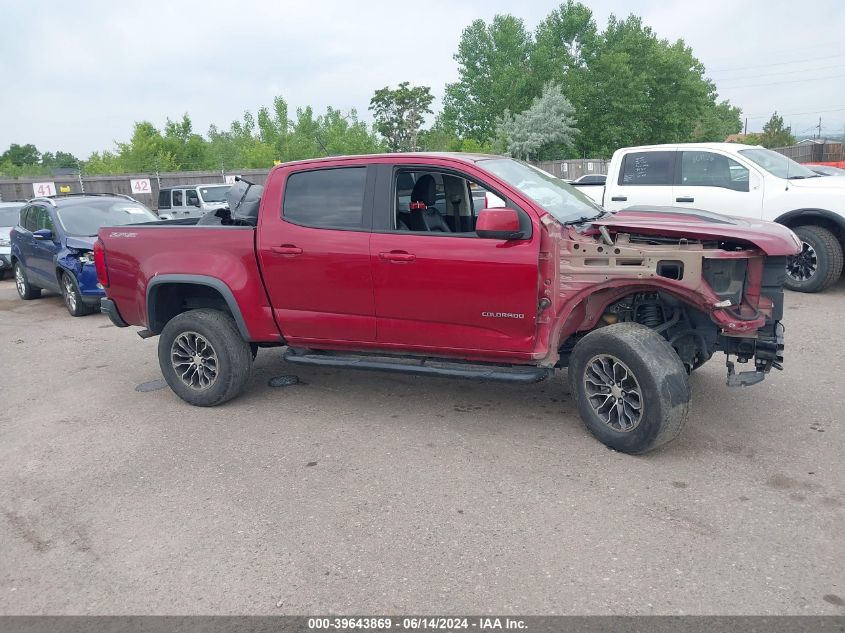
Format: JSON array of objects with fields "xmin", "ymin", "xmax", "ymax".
[
  {"xmin": 369, "ymin": 166, "xmax": 541, "ymax": 355},
  {"xmin": 604, "ymin": 149, "xmax": 676, "ymax": 211},
  {"xmin": 257, "ymin": 165, "xmax": 377, "ymax": 343},
  {"xmin": 672, "ymin": 150, "xmax": 763, "ymax": 219}
]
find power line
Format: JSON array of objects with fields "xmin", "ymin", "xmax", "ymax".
[
  {"xmin": 717, "ymin": 72, "xmax": 845, "ymax": 90},
  {"xmin": 744, "ymin": 106, "xmax": 845, "ymax": 119},
  {"xmin": 707, "ymin": 52, "xmax": 845, "ymax": 73},
  {"xmin": 709, "ymin": 62, "xmax": 845, "ymax": 81}
]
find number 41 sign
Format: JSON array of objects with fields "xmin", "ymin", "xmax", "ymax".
[
  {"xmin": 32, "ymin": 182, "xmax": 57, "ymax": 197},
  {"xmin": 130, "ymin": 178, "xmax": 152, "ymax": 195}
]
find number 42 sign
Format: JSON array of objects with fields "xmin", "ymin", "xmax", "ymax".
[{"xmin": 130, "ymin": 178, "xmax": 152, "ymax": 195}]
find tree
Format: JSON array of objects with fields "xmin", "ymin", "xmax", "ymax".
[
  {"xmin": 369, "ymin": 82, "xmax": 434, "ymax": 152},
  {"xmin": 441, "ymin": 15, "xmax": 536, "ymax": 143},
  {"xmin": 759, "ymin": 112, "xmax": 796, "ymax": 148},
  {"xmin": 692, "ymin": 100, "xmax": 742, "ymax": 142},
  {"xmin": 41, "ymin": 150, "xmax": 80, "ymax": 169},
  {"xmin": 495, "ymin": 83, "xmax": 578, "ymax": 160},
  {"xmin": 2, "ymin": 143, "xmax": 41, "ymax": 166}
]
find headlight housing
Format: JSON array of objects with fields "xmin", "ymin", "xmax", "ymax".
[{"xmin": 78, "ymin": 252, "xmax": 94, "ymax": 264}]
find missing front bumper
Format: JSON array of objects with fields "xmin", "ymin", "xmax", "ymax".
[{"xmin": 725, "ymin": 322, "xmax": 785, "ymax": 387}]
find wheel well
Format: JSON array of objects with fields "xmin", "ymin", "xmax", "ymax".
[
  {"xmin": 778, "ymin": 210, "xmax": 844, "ymax": 244},
  {"xmin": 559, "ymin": 291, "xmax": 718, "ymax": 371},
  {"xmin": 148, "ymin": 283, "xmax": 238, "ymax": 336}
]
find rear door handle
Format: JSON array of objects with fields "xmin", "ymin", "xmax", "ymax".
[
  {"xmin": 676, "ymin": 197, "xmax": 695, "ymax": 203},
  {"xmin": 271, "ymin": 245, "xmax": 303, "ymax": 255},
  {"xmin": 379, "ymin": 250, "xmax": 416, "ymax": 263},
  {"xmin": 611, "ymin": 196, "xmax": 627, "ymax": 202}
]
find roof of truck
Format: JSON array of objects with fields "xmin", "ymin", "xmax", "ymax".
[{"xmin": 276, "ymin": 152, "xmax": 502, "ymax": 168}]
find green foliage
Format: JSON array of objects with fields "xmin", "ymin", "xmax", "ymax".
[
  {"xmin": 441, "ymin": 2, "xmax": 744, "ymax": 158},
  {"xmin": 369, "ymin": 82, "xmax": 434, "ymax": 152},
  {"xmin": 441, "ymin": 15, "xmax": 537, "ymax": 143},
  {"xmin": 3, "ymin": 95, "xmax": 384, "ymax": 177},
  {"xmin": 759, "ymin": 112, "xmax": 796, "ymax": 148},
  {"xmin": 495, "ymin": 83, "xmax": 578, "ymax": 160},
  {"xmin": 692, "ymin": 100, "xmax": 743, "ymax": 142},
  {"xmin": 1, "ymin": 143, "xmax": 41, "ymax": 166}
]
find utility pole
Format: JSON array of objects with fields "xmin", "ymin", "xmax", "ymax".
[
  {"xmin": 816, "ymin": 117, "xmax": 822, "ymax": 139},
  {"xmin": 744, "ymin": 117, "xmax": 748, "ymax": 135}
]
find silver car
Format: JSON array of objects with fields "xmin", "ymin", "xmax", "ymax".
[{"xmin": 0, "ymin": 202, "xmax": 25, "ymax": 279}]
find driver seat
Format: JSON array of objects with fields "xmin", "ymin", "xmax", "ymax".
[{"xmin": 408, "ymin": 175, "xmax": 451, "ymax": 232}]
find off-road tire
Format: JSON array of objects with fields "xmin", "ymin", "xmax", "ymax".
[
  {"xmin": 61, "ymin": 272, "xmax": 95, "ymax": 317},
  {"xmin": 14, "ymin": 261, "xmax": 42, "ymax": 300},
  {"xmin": 784, "ymin": 225, "xmax": 843, "ymax": 293},
  {"xmin": 569, "ymin": 322, "xmax": 690, "ymax": 454},
  {"xmin": 158, "ymin": 309, "xmax": 253, "ymax": 407}
]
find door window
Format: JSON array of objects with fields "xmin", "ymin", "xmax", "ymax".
[
  {"xmin": 680, "ymin": 151, "xmax": 749, "ymax": 192},
  {"xmin": 21, "ymin": 207, "xmax": 36, "ymax": 231},
  {"xmin": 31, "ymin": 206, "xmax": 55, "ymax": 232},
  {"xmin": 392, "ymin": 169, "xmax": 508, "ymax": 234},
  {"xmin": 619, "ymin": 151, "xmax": 675, "ymax": 186},
  {"xmin": 172, "ymin": 190, "xmax": 184, "ymax": 207},
  {"xmin": 186, "ymin": 189, "xmax": 200, "ymax": 207},
  {"xmin": 283, "ymin": 167, "xmax": 367, "ymax": 229}
]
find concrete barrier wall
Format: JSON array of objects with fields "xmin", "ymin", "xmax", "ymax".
[{"xmin": 0, "ymin": 159, "xmax": 608, "ymax": 207}]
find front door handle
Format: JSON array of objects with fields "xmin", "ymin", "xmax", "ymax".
[
  {"xmin": 676, "ymin": 197, "xmax": 695, "ymax": 203},
  {"xmin": 379, "ymin": 250, "xmax": 416, "ymax": 263},
  {"xmin": 271, "ymin": 245, "xmax": 303, "ymax": 255},
  {"xmin": 611, "ymin": 196, "xmax": 627, "ymax": 202}
]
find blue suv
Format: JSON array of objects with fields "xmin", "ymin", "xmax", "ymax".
[{"xmin": 10, "ymin": 194, "xmax": 158, "ymax": 316}]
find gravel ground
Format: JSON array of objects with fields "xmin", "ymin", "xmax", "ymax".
[{"xmin": 0, "ymin": 276, "xmax": 843, "ymax": 615}]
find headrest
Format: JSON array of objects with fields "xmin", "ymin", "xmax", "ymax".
[{"xmin": 410, "ymin": 174, "xmax": 436, "ymax": 207}]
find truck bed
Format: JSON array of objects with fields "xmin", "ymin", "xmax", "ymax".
[{"xmin": 98, "ymin": 223, "xmax": 280, "ymax": 341}]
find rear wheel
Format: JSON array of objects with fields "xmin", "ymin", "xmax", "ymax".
[
  {"xmin": 158, "ymin": 309, "xmax": 253, "ymax": 407},
  {"xmin": 14, "ymin": 262, "xmax": 42, "ymax": 300},
  {"xmin": 61, "ymin": 272, "xmax": 95, "ymax": 316},
  {"xmin": 569, "ymin": 323, "xmax": 690, "ymax": 454},
  {"xmin": 784, "ymin": 225, "xmax": 843, "ymax": 293}
]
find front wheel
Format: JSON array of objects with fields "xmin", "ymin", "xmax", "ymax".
[
  {"xmin": 158, "ymin": 308, "xmax": 254, "ymax": 407},
  {"xmin": 61, "ymin": 272, "xmax": 95, "ymax": 316},
  {"xmin": 784, "ymin": 225, "xmax": 843, "ymax": 293},
  {"xmin": 569, "ymin": 323, "xmax": 690, "ymax": 454},
  {"xmin": 14, "ymin": 262, "xmax": 42, "ymax": 300}
]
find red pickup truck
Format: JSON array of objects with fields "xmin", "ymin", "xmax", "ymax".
[{"xmin": 95, "ymin": 153, "xmax": 800, "ymax": 453}]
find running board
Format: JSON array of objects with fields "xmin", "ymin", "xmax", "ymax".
[{"xmin": 283, "ymin": 349, "xmax": 552, "ymax": 384}]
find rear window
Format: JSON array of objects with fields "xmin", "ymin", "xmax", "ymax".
[
  {"xmin": 619, "ymin": 151, "xmax": 675, "ymax": 186},
  {"xmin": 158, "ymin": 190, "xmax": 171, "ymax": 209},
  {"xmin": 283, "ymin": 167, "xmax": 367, "ymax": 229}
]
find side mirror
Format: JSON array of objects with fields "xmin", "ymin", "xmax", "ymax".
[
  {"xmin": 33, "ymin": 228, "xmax": 53, "ymax": 241},
  {"xmin": 476, "ymin": 208, "xmax": 524, "ymax": 240}
]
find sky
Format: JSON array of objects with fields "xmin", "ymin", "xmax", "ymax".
[{"xmin": 1, "ymin": 0, "xmax": 844, "ymax": 158}]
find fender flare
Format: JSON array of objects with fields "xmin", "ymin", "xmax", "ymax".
[
  {"xmin": 774, "ymin": 208, "xmax": 845, "ymax": 235},
  {"xmin": 146, "ymin": 274, "xmax": 251, "ymax": 341}
]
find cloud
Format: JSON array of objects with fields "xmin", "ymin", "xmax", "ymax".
[{"xmin": 1, "ymin": 0, "xmax": 843, "ymax": 157}]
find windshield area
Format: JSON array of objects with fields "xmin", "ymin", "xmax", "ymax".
[
  {"xmin": 738, "ymin": 148, "xmax": 818, "ymax": 179},
  {"xmin": 199, "ymin": 185, "xmax": 230, "ymax": 203},
  {"xmin": 478, "ymin": 158, "xmax": 604, "ymax": 224},
  {"xmin": 0, "ymin": 205, "xmax": 23, "ymax": 226},
  {"xmin": 56, "ymin": 200, "xmax": 158, "ymax": 236}
]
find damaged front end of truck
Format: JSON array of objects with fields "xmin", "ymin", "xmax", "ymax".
[{"xmin": 540, "ymin": 207, "xmax": 800, "ymax": 388}]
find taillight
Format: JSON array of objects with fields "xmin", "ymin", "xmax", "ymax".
[{"xmin": 93, "ymin": 238, "xmax": 109, "ymax": 287}]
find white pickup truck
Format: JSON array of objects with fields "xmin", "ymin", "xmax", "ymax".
[{"xmin": 573, "ymin": 143, "xmax": 845, "ymax": 292}]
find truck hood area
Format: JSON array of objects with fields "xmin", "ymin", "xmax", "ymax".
[
  {"xmin": 787, "ymin": 175, "xmax": 845, "ymax": 190},
  {"xmin": 594, "ymin": 206, "xmax": 801, "ymax": 256}
]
